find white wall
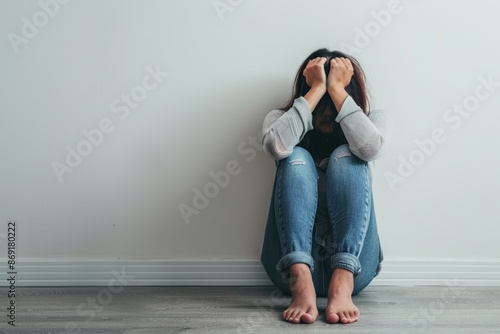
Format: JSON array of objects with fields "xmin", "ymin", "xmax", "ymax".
[{"xmin": 1, "ymin": 0, "xmax": 499, "ymax": 263}]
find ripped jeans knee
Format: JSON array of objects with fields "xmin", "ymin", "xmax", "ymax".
[
  {"xmin": 280, "ymin": 146, "xmax": 315, "ymax": 168},
  {"xmin": 330, "ymin": 144, "xmax": 352, "ymax": 161}
]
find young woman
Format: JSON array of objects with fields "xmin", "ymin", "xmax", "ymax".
[{"xmin": 260, "ymin": 48, "xmax": 392, "ymax": 324}]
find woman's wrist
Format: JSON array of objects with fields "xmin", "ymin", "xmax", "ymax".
[
  {"xmin": 327, "ymin": 84, "xmax": 345, "ymax": 95},
  {"xmin": 304, "ymin": 84, "xmax": 327, "ymax": 111},
  {"xmin": 310, "ymin": 84, "xmax": 327, "ymax": 95},
  {"xmin": 328, "ymin": 86, "xmax": 348, "ymax": 113}
]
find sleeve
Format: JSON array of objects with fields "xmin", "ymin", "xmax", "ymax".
[
  {"xmin": 261, "ymin": 96, "xmax": 313, "ymax": 161},
  {"xmin": 335, "ymin": 95, "xmax": 393, "ymax": 161}
]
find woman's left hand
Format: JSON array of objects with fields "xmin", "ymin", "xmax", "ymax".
[{"xmin": 327, "ymin": 57, "xmax": 354, "ymax": 92}]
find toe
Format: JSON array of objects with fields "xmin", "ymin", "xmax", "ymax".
[
  {"xmin": 290, "ymin": 310, "xmax": 302, "ymax": 323},
  {"xmin": 326, "ymin": 311, "xmax": 340, "ymax": 323},
  {"xmin": 339, "ymin": 312, "xmax": 349, "ymax": 324},
  {"xmin": 301, "ymin": 312, "xmax": 314, "ymax": 324},
  {"xmin": 284, "ymin": 309, "xmax": 294, "ymax": 322},
  {"xmin": 283, "ymin": 309, "xmax": 295, "ymax": 322}
]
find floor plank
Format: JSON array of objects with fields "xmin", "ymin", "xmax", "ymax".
[{"xmin": 0, "ymin": 286, "xmax": 499, "ymax": 333}]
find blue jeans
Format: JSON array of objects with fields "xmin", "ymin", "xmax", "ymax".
[{"xmin": 260, "ymin": 144, "xmax": 383, "ymax": 297}]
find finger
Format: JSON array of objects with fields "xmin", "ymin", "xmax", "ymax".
[
  {"xmin": 342, "ymin": 57, "xmax": 353, "ymax": 69},
  {"xmin": 307, "ymin": 58, "xmax": 318, "ymax": 67},
  {"xmin": 331, "ymin": 58, "xmax": 341, "ymax": 67},
  {"xmin": 336, "ymin": 57, "xmax": 347, "ymax": 67},
  {"xmin": 316, "ymin": 57, "xmax": 326, "ymax": 65},
  {"xmin": 305, "ymin": 59, "xmax": 315, "ymax": 70},
  {"xmin": 343, "ymin": 59, "xmax": 354, "ymax": 74}
]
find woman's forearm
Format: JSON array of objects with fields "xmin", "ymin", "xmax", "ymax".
[
  {"xmin": 328, "ymin": 86, "xmax": 348, "ymax": 113},
  {"xmin": 303, "ymin": 85, "xmax": 326, "ymax": 112}
]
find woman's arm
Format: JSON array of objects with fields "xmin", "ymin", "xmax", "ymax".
[
  {"xmin": 262, "ymin": 98, "xmax": 313, "ymax": 161},
  {"xmin": 327, "ymin": 57, "xmax": 351, "ymax": 112},
  {"xmin": 262, "ymin": 57, "xmax": 328, "ymax": 160},
  {"xmin": 335, "ymin": 95, "xmax": 393, "ymax": 161},
  {"xmin": 302, "ymin": 57, "xmax": 328, "ymax": 110},
  {"xmin": 327, "ymin": 57, "xmax": 393, "ymax": 161}
]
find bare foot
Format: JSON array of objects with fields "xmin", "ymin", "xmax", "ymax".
[
  {"xmin": 282, "ymin": 263, "xmax": 318, "ymax": 324},
  {"xmin": 325, "ymin": 268, "xmax": 359, "ymax": 324}
]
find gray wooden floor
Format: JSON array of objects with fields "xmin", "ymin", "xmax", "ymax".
[{"xmin": 0, "ymin": 285, "xmax": 499, "ymax": 333}]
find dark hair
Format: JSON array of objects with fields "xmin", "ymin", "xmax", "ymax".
[{"xmin": 280, "ymin": 48, "xmax": 371, "ymax": 161}]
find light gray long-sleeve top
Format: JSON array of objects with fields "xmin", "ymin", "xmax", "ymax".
[
  {"xmin": 262, "ymin": 94, "xmax": 393, "ymax": 175},
  {"xmin": 261, "ymin": 94, "xmax": 393, "ymax": 249}
]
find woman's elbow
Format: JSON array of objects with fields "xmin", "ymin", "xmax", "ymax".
[
  {"xmin": 355, "ymin": 137, "xmax": 387, "ymax": 162},
  {"xmin": 263, "ymin": 137, "xmax": 289, "ymax": 161}
]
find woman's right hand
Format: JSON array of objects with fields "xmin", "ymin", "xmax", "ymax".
[
  {"xmin": 303, "ymin": 57, "xmax": 327, "ymax": 91},
  {"xmin": 302, "ymin": 57, "xmax": 327, "ymax": 111}
]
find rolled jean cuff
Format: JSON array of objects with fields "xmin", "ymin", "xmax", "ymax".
[
  {"xmin": 276, "ymin": 251, "xmax": 314, "ymax": 281},
  {"xmin": 331, "ymin": 252, "xmax": 361, "ymax": 276}
]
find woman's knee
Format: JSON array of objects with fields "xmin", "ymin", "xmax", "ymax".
[
  {"xmin": 327, "ymin": 144, "xmax": 367, "ymax": 172},
  {"xmin": 278, "ymin": 147, "xmax": 317, "ymax": 178},
  {"xmin": 326, "ymin": 144, "xmax": 370, "ymax": 193},
  {"xmin": 330, "ymin": 144, "xmax": 353, "ymax": 161},
  {"xmin": 283, "ymin": 146, "xmax": 314, "ymax": 165}
]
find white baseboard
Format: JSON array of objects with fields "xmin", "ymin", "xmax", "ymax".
[{"xmin": 1, "ymin": 258, "xmax": 499, "ymax": 287}]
